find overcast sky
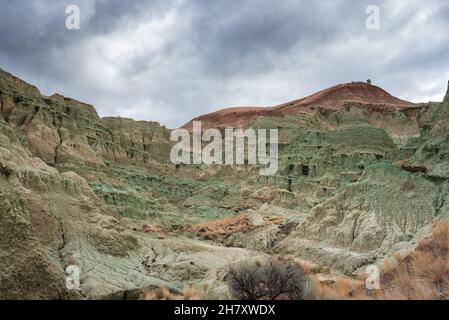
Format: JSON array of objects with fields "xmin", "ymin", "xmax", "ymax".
[{"xmin": 1, "ymin": 0, "xmax": 449, "ymax": 128}]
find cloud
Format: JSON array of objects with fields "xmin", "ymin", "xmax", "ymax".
[{"xmin": 1, "ymin": 0, "xmax": 449, "ymax": 128}]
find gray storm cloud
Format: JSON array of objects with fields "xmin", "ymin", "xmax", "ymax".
[{"xmin": 1, "ymin": 0, "xmax": 449, "ymax": 128}]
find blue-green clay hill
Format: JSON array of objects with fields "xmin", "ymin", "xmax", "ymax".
[{"xmin": 1, "ymin": 67, "xmax": 448, "ymax": 298}]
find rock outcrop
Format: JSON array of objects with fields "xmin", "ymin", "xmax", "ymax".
[{"xmin": 1, "ymin": 67, "xmax": 448, "ymax": 298}]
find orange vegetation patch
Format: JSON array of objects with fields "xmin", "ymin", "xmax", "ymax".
[
  {"xmin": 316, "ymin": 277, "xmax": 373, "ymax": 300},
  {"xmin": 187, "ymin": 215, "xmax": 285, "ymax": 240},
  {"xmin": 296, "ymin": 260, "xmax": 330, "ymax": 275},
  {"xmin": 188, "ymin": 215, "xmax": 255, "ymax": 240},
  {"xmin": 381, "ymin": 222, "xmax": 449, "ymax": 300},
  {"xmin": 315, "ymin": 222, "xmax": 449, "ymax": 300}
]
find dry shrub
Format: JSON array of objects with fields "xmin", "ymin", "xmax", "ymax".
[
  {"xmin": 226, "ymin": 257, "xmax": 318, "ymax": 300},
  {"xmin": 187, "ymin": 215, "xmax": 256, "ymax": 240},
  {"xmin": 381, "ymin": 221, "xmax": 449, "ymax": 300}
]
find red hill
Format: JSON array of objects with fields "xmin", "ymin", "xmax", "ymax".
[{"xmin": 183, "ymin": 82, "xmax": 412, "ymax": 129}]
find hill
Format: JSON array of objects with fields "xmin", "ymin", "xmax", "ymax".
[
  {"xmin": 1, "ymin": 68, "xmax": 448, "ymax": 299},
  {"xmin": 184, "ymin": 81, "xmax": 412, "ymax": 129}
]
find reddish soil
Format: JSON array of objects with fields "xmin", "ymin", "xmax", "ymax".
[{"xmin": 183, "ymin": 82, "xmax": 412, "ymax": 129}]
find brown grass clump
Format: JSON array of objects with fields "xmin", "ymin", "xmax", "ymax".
[
  {"xmin": 226, "ymin": 257, "xmax": 318, "ymax": 300},
  {"xmin": 188, "ymin": 215, "xmax": 256, "ymax": 240},
  {"xmin": 296, "ymin": 260, "xmax": 330, "ymax": 275},
  {"xmin": 187, "ymin": 214, "xmax": 284, "ymax": 240},
  {"xmin": 381, "ymin": 222, "xmax": 449, "ymax": 300},
  {"xmin": 317, "ymin": 277, "xmax": 371, "ymax": 300}
]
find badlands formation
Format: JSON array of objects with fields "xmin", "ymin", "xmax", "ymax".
[{"xmin": 1, "ymin": 68, "xmax": 448, "ymax": 299}]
